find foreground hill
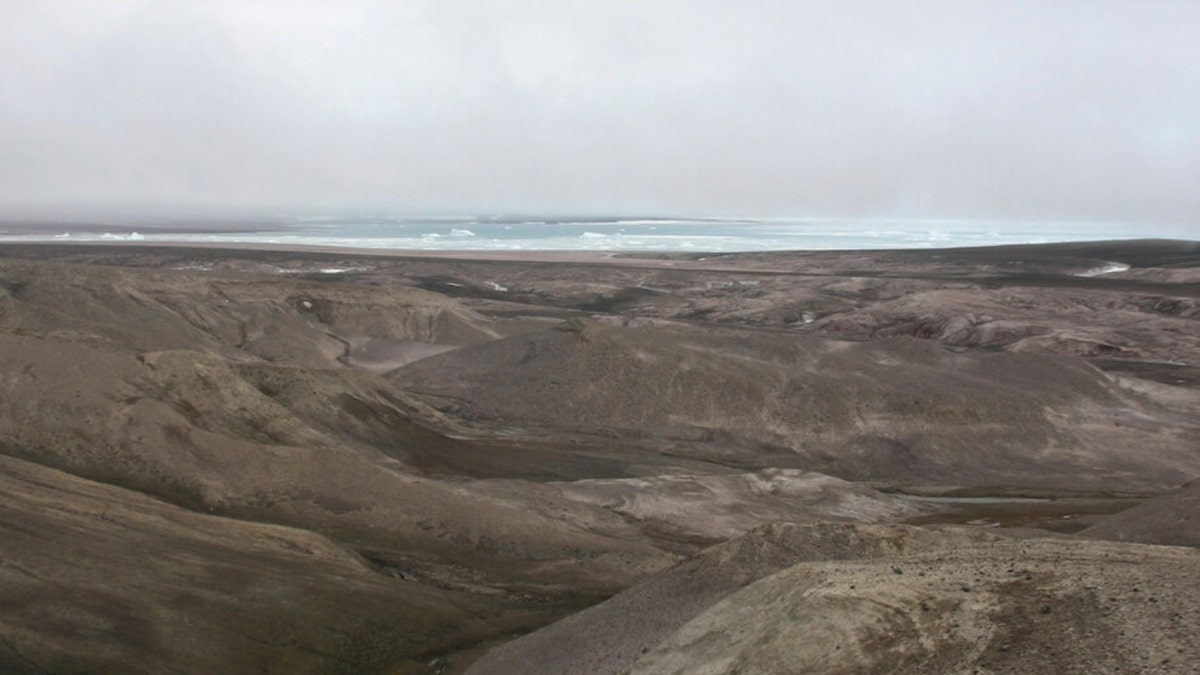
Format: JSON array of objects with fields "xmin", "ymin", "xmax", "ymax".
[
  {"xmin": 469, "ymin": 523, "xmax": 1200, "ymax": 675},
  {"xmin": 0, "ymin": 454, "xmax": 544, "ymax": 675}
]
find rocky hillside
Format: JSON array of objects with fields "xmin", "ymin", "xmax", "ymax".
[
  {"xmin": 0, "ymin": 252, "xmax": 938, "ymax": 672},
  {"xmin": 394, "ymin": 319, "xmax": 1200, "ymax": 491},
  {"xmin": 1, "ymin": 242, "xmax": 1197, "ymax": 674},
  {"xmin": 470, "ymin": 523, "xmax": 1200, "ymax": 675}
]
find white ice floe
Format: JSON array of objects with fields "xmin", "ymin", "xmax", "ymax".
[
  {"xmin": 486, "ymin": 281, "xmax": 508, "ymax": 292},
  {"xmin": 2, "ymin": 218, "xmax": 1176, "ymax": 254},
  {"xmin": 1076, "ymin": 262, "xmax": 1130, "ymax": 277}
]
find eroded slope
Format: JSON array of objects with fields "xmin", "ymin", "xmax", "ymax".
[
  {"xmin": 470, "ymin": 523, "xmax": 1200, "ymax": 675},
  {"xmin": 393, "ymin": 320, "xmax": 1200, "ymax": 491}
]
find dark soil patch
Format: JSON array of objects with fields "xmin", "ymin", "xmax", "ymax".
[{"xmin": 903, "ymin": 495, "xmax": 1143, "ymax": 533}]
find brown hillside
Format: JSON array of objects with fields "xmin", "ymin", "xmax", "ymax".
[
  {"xmin": 471, "ymin": 523, "xmax": 1200, "ymax": 675},
  {"xmin": 393, "ymin": 320, "xmax": 1200, "ymax": 490},
  {"xmin": 2, "ymin": 243, "xmax": 1199, "ymax": 673},
  {"xmin": 0, "ymin": 454, "xmax": 551, "ymax": 675},
  {"xmin": 1081, "ymin": 479, "xmax": 1200, "ymax": 548}
]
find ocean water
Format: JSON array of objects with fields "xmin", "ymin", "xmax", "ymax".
[{"xmin": 6, "ymin": 216, "xmax": 1194, "ymax": 252}]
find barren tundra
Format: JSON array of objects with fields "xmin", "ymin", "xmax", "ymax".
[{"xmin": 1, "ymin": 239, "xmax": 1198, "ymax": 673}]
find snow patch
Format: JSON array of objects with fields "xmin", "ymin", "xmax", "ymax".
[{"xmin": 1076, "ymin": 262, "xmax": 1130, "ymax": 277}]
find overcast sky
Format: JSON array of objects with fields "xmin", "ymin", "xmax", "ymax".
[{"xmin": 2, "ymin": 1, "xmax": 1198, "ymax": 225}]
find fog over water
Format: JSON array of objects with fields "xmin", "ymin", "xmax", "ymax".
[{"xmin": 1, "ymin": 1, "xmax": 1198, "ymax": 234}]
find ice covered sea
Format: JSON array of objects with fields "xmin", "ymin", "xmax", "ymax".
[{"xmin": 7, "ymin": 216, "xmax": 1196, "ymax": 252}]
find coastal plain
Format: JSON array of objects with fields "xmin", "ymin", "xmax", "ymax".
[{"xmin": 1, "ymin": 240, "xmax": 1198, "ymax": 673}]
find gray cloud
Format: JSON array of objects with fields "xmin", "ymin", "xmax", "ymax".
[{"xmin": 2, "ymin": 1, "xmax": 1198, "ymax": 226}]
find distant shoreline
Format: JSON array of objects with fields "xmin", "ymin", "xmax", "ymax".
[
  {"xmin": 2, "ymin": 235, "xmax": 1197, "ymax": 260},
  {"xmin": 4, "ymin": 216, "xmax": 1193, "ymax": 255},
  {"xmin": 0, "ymin": 220, "xmax": 285, "ymax": 236},
  {"xmin": 0, "ymin": 239, "xmax": 640, "ymax": 264}
]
